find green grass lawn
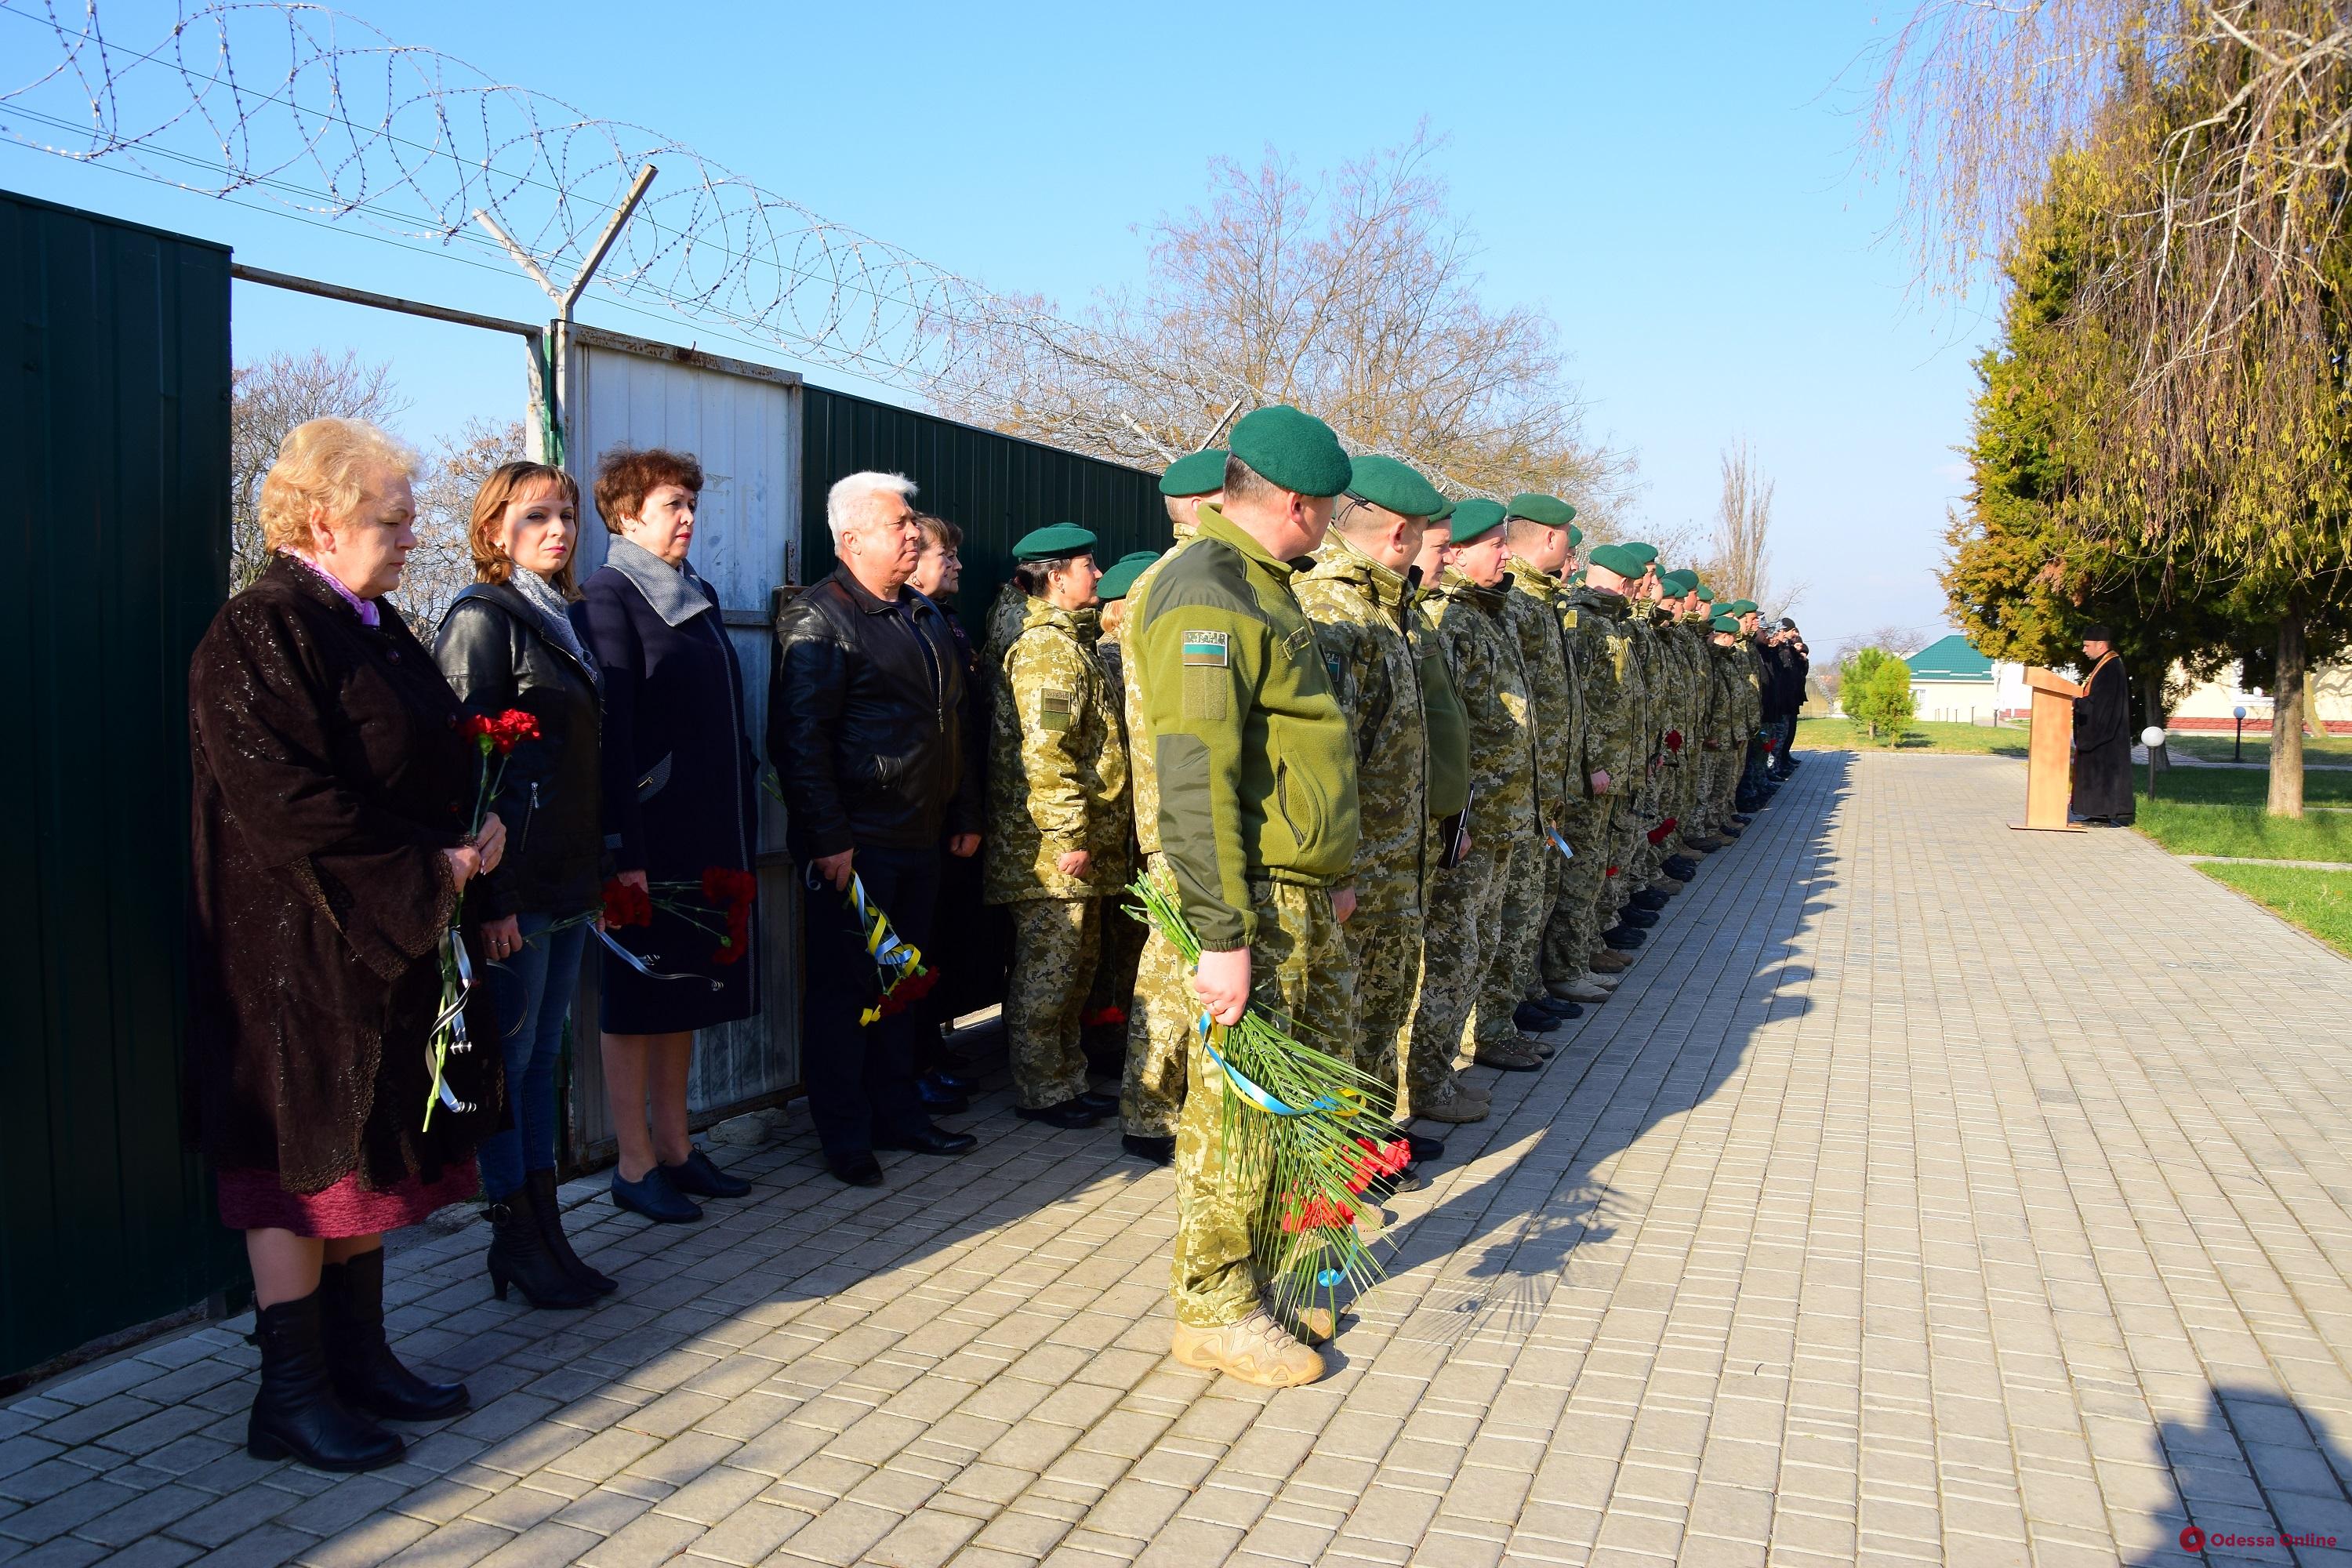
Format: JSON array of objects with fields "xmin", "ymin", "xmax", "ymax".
[
  {"xmin": 1795, "ymin": 717, "xmax": 2028, "ymax": 757},
  {"xmin": 2133, "ymin": 795, "xmax": 2352, "ymax": 862},
  {"xmin": 2161, "ymin": 731, "xmax": 2352, "ymax": 764},
  {"xmin": 2140, "ymin": 768, "xmax": 2352, "ymax": 807},
  {"xmin": 2198, "ymin": 862, "xmax": 2352, "ymax": 956}
]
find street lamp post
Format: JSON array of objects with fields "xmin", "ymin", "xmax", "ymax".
[
  {"xmin": 2143, "ymin": 726, "xmax": 2168, "ymax": 800},
  {"xmin": 2234, "ymin": 705, "xmax": 2248, "ymax": 762}
]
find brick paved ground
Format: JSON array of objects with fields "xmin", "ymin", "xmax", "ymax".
[{"xmin": 6, "ymin": 750, "xmax": 2352, "ymax": 1567}]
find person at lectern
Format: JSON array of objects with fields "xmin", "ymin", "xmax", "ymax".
[{"xmin": 2070, "ymin": 626, "xmax": 2134, "ymax": 826}]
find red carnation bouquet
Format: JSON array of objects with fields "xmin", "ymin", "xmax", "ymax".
[
  {"xmin": 586, "ymin": 866, "xmax": 758, "ymax": 968},
  {"xmin": 426, "ymin": 707, "xmax": 539, "ymax": 1130}
]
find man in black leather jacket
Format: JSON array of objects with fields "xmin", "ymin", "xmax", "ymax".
[{"xmin": 769, "ymin": 471, "xmax": 984, "ymax": 1186}]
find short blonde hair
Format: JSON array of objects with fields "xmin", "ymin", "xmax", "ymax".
[{"xmin": 258, "ymin": 418, "xmax": 419, "ymax": 554}]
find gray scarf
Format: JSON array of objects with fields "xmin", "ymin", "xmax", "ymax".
[
  {"xmin": 513, "ymin": 567, "xmax": 601, "ymax": 687},
  {"xmin": 603, "ymin": 535, "xmax": 717, "ymax": 629}
]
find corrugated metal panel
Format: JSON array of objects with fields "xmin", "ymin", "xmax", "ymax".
[
  {"xmin": 799, "ymin": 387, "xmax": 1165, "ymax": 626},
  {"xmin": 561, "ymin": 325, "xmax": 804, "ymax": 1160},
  {"xmin": 0, "ymin": 189, "xmax": 240, "ymax": 1377}
]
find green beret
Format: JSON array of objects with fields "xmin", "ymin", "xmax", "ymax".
[
  {"xmin": 1158, "ymin": 450, "xmax": 1228, "ymax": 498},
  {"xmin": 1622, "ymin": 542, "xmax": 1659, "ymax": 565},
  {"xmin": 1228, "ymin": 405, "xmax": 1352, "ymax": 498},
  {"xmin": 1345, "ymin": 454, "xmax": 1444, "ymax": 518},
  {"xmin": 1587, "ymin": 543, "xmax": 1646, "ymax": 579},
  {"xmin": 1726, "ymin": 598, "xmax": 1758, "ymax": 615},
  {"xmin": 1569, "ymin": 524, "xmax": 1583, "ymax": 546},
  {"xmin": 1504, "ymin": 492, "xmax": 1577, "ymax": 528},
  {"xmin": 1449, "ymin": 498, "xmax": 1506, "ymax": 545},
  {"xmin": 1012, "ymin": 523, "xmax": 1098, "ymax": 563},
  {"xmin": 1117, "ymin": 549, "xmax": 1158, "ymax": 565},
  {"xmin": 1429, "ymin": 496, "xmax": 1455, "ymax": 523},
  {"xmin": 1711, "ymin": 614, "xmax": 1741, "ymax": 635},
  {"xmin": 1695, "ymin": 586, "xmax": 1716, "ymax": 602},
  {"xmin": 1095, "ymin": 556, "xmax": 1147, "ymax": 602},
  {"xmin": 1658, "ymin": 568, "xmax": 1698, "ymax": 596}
]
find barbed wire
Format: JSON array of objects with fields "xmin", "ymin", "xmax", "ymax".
[
  {"xmin": 0, "ymin": 0, "xmax": 1596, "ymax": 503},
  {"xmin": 0, "ymin": 0, "xmax": 1051, "ymax": 392}
]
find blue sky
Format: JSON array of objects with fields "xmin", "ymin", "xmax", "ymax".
[{"xmin": 0, "ymin": 0, "xmax": 1995, "ymax": 659}]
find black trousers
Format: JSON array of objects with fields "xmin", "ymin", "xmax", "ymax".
[{"xmin": 800, "ymin": 844, "xmax": 939, "ymax": 1159}]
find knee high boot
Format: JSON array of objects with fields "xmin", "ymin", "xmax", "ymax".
[
  {"xmin": 527, "ymin": 1170, "xmax": 617, "ymax": 1296},
  {"xmin": 247, "ymin": 1289, "xmax": 404, "ymax": 1472},
  {"xmin": 319, "ymin": 1248, "xmax": 471, "ymax": 1419}
]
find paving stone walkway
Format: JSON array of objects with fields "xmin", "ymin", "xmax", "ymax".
[{"xmin": 7, "ymin": 751, "xmax": 2352, "ymax": 1568}]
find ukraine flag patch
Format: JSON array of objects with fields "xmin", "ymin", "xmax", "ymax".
[{"xmin": 1181, "ymin": 630, "xmax": 1230, "ymax": 666}]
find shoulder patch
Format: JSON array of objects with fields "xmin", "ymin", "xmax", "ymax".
[{"xmin": 1182, "ymin": 630, "xmax": 1230, "ymax": 666}]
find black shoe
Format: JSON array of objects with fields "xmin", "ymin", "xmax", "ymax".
[
  {"xmin": 1075, "ymin": 1090, "xmax": 1120, "ymax": 1116},
  {"xmin": 1512, "ymin": 1002, "xmax": 1563, "ymax": 1033},
  {"xmin": 249, "ymin": 1290, "xmax": 404, "ymax": 1472},
  {"xmin": 527, "ymin": 1171, "xmax": 617, "ymax": 1297},
  {"xmin": 916, "ymin": 1076, "xmax": 970, "ymax": 1112},
  {"xmin": 1618, "ymin": 907, "xmax": 1659, "ymax": 929},
  {"xmin": 1664, "ymin": 858, "xmax": 1699, "ymax": 880},
  {"xmin": 877, "ymin": 1123, "xmax": 978, "ymax": 1156},
  {"xmin": 828, "ymin": 1152, "xmax": 885, "ymax": 1187},
  {"xmin": 485, "ymin": 1189, "xmax": 597, "ymax": 1311},
  {"xmin": 1122, "ymin": 1134, "xmax": 1175, "ymax": 1166},
  {"xmin": 928, "ymin": 1068, "xmax": 981, "ymax": 1094},
  {"xmin": 1602, "ymin": 925, "xmax": 1646, "ymax": 951},
  {"xmin": 1408, "ymin": 1134, "xmax": 1446, "ymax": 1164},
  {"xmin": 1537, "ymin": 998, "xmax": 1582, "ymax": 1021},
  {"xmin": 660, "ymin": 1149, "xmax": 751, "ymax": 1199},
  {"xmin": 318, "ymin": 1250, "xmax": 472, "ymax": 1421},
  {"xmin": 1628, "ymin": 890, "xmax": 1668, "ymax": 912},
  {"xmin": 611, "ymin": 1166, "xmax": 702, "ymax": 1225},
  {"xmin": 1731, "ymin": 813, "xmax": 1753, "ymax": 825},
  {"xmin": 1016, "ymin": 1099, "xmax": 1102, "ymax": 1129}
]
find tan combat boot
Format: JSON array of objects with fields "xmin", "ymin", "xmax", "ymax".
[
  {"xmin": 1413, "ymin": 1076, "xmax": 1490, "ymax": 1123},
  {"xmin": 1548, "ymin": 975, "xmax": 1610, "ymax": 1004},
  {"xmin": 1472, "ymin": 1038, "xmax": 1542, "ymax": 1072},
  {"xmin": 1171, "ymin": 1308, "xmax": 1325, "ymax": 1387},
  {"xmin": 1589, "ymin": 949, "xmax": 1633, "ymax": 975}
]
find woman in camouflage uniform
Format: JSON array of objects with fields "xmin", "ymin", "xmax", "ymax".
[{"xmin": 982, "ymin": 526, "xmax": 1131, "ymax": 1129}]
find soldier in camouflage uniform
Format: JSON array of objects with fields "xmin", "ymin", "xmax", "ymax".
[
  {"xmin": 1613, "ymin": 562, "xmax": 1669, "ymax": 919},
  {"xmin": 1294, "ymin": 456, "xmax": 1443, "ymax": 1127},
  {"xmin": 1496, "ymin": 494, "xmax": 1587, "ymax": 1050},
  {"xmin": 1117, "ymin": 452, "xmax": 1225, "ymax": 1163},
  {"xmin": 982, "ymin": 526, "xmax": 1131, "ymax": 1127},
  {"xmin": 1544, "ymin": 539, "xmax": 1635, "ymax": 1002},
  {"xmin": 1131, "ymin": 408, "xmax": 1359, "ymax": 1387},
  {"xmin": 1080, "ymin": 552, "xmax": 1158, "ymax": 1065},
  {"xmin": 1414, "ymin": 499, "xmax": 1542, "ymax": 1076},
  {"xmin": 1579, "ymin": 545, "xmax": 1660, "ymax": 967}
]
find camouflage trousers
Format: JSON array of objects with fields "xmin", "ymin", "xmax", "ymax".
[
  {"xmin": 1472, "ymin": 829, "xmax": 1547, "ymax": 1051},
  {"xmin": 1149, "ymin": 870, "xmax": 1356, "ymax": 1327},
  {"xmin": 1410, "ymin": 838, "xmax": 1505, "ymax": 1090},
  {"xmin": 1617, "ymin": 767, "xmax": 1663, "ymax": 902},
  {"xmin": 1543, "ymin": 793, "xmax": 1613, "ymax": 983},
  {"xmin": 1120, "ymin": 854, "xmax": 1190, "ymax": 1138},
  {"xmin": 1341, "ymin": 911, "xmax": 1421, "ymax": 1116},
  {"xmin": 1087, "ymin": 888, "xmax": 1147, "ymax": 1023},
  {"xmin": 1004, "ymin": 896, "xmax": 1100, "ymax": 1111}
]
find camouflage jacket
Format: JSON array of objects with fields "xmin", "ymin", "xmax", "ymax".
[
  {"xmin": 1119, "ymin": 512, "xmax": 1198, "ymax": 860},
  {"xmin": 1669, "ymin": 617, "xmax": 1711, "ymax": 756},
  {"xmin": 1561, "ymin": 586, "xmax": 1637, "ymax": 793},
  {"xmin": 1624, "ymin": 608, "xmax": 1668, "ymax": 769},
  {"xmin": 981, "ymin": 580, "xmax": 1033, "ymax": 666},
  {"xmin": 1295, "ymin": 536, "xmax": 1428, "ymax": 918},
  {"xmin": 982, "ymin": 597, "xmax": 1131, "ymax": 902},
  {"xmin": 1706, "ymin": 642, "xmax": 1745, "ymax": 751},
  {"xmin": 1502, "ymin": 557, "xmax": 1580, "ymax": 826},
  {"xmin": 1423, "ymin": 568, "xmax": 1535, "ymax": 835}
]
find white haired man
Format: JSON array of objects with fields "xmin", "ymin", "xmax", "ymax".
[{"xmin": 769, "ymin": 471, "xmax": 984, "ymax": 1187}]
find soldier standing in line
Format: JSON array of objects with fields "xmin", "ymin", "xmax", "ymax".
[
  {"xmin": 1131, "ymin": 408, "xmax": 1359, "ymax": 1387},
  {"xmin": 1116, "ymin": 452, "xmax": 1227, "ymax": 1165},
  {"xmin": 1496, "ymin": 495, "xmax": 1588, "ymax": 1049},
  {"xmin": 982, "ymin": 526, "xmax": 1131, "ymax": 1130},
  {"xmin": 1294, "ymin": 455, "xmax": 1447, "ymax": 1171},
  {"xmin": 1415, "ymin": 499, "xmax": 1544, "ymax": 1077},
  {"xmin": 1582, "ymin": 544, "xmax": 1659, "ymax": 969},
  {"xmin": 1080, "ymin": 551, "xmax": 1158, "ymax": 1060},
  {"xmin": 1545, "ymin": 537, "xmax": 1631, "ymax": 1003}
]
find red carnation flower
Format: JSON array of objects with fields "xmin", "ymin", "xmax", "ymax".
[
  {"xmin": 601, "ymin": 878, "xmax": 653, "ymax": 928},
  {"xmin": 1665, "ymin": 729, "xmax": 1683, "ymax": 752}
]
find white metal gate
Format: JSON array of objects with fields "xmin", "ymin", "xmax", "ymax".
[{"xmin": 557, "ymin": 324, "xmax": 804, "ymax": 1160}]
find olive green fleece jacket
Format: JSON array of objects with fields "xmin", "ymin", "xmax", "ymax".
[{"xmin": 1131, "ymin": 506, "xmax": 1362, "ymax": 951}]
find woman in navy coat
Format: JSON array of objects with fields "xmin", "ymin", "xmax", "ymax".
[{"xmin": 578, "ymin": 447, "xmax": 760, "ymax": 1224}]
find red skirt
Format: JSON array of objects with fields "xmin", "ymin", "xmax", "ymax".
[{"xmin": 216, "ymin": 1160, "xmax": 478, "ymax": 1239}]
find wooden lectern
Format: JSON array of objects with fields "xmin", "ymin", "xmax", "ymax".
[{"xmin": 2013, "ymin": 667, "xmax": 2089, "ymax": 831}]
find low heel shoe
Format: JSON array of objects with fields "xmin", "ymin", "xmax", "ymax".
[
  {"xmin": 611, "ymin": 1167, "xmax": 701, "ymax": 1225},
  {"xmin": 1017, "ymin": 1099, "xmax": 1102, "ymax": 1130},
  {"xmin": 660, "ymin": 1150, "xmax": 750, "ymax": 1199}
]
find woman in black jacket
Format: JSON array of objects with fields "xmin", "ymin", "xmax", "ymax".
[
  {"xmin": 434, "ymin": 463, "xmax": 613, "ymax": 1308},
  {"xmin": 579, "ymin": 448, "xmax": 760, "ymax": 1224}
]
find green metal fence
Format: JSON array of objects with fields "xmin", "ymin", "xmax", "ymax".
[
  {"xmin": 0, "ymin": 190, "xmax": 241, "ymax": 1380},
  {"xmin": 800, "ymin": 385, "xmax": 1167, "ymax": 623}
]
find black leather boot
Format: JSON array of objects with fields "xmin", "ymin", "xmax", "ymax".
[
  {"xmin": 248, "ymin": 1289, "xmax": 404, "ymax": 1471},
  {"xmin": 321, "ymin": 1249, "xmax": 472, "ymax": 1419},
  {"xmin": 487, "ymin": 1186, "xmax": 597, "ymax": 1311},
  {"xmin": 528, "ymin": 1171, "xmax": 617, "ymax": 1296}
]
